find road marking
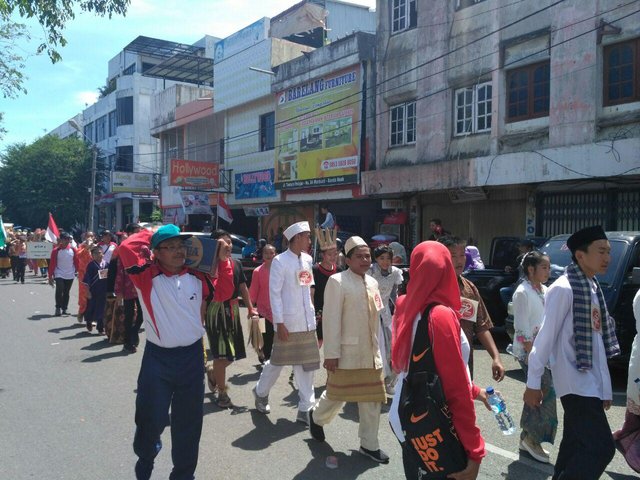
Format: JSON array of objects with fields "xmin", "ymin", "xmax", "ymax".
[{"xmin": 485, "ymin": 441, "xmax": 555, "ymax": 474}]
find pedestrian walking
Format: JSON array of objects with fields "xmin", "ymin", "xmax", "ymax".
[
  {"xmin": 248, "ymin": 244, "xmax": 277, "ymax": 361},
  {"xmin": 524, "ymin": 225, "xmax": 620, "ymax": 480},
  {"xmin": 118, "ymin": 224, "xmax": 211, "ymax": 480},
  {"xmin": 115, "ymin": 249, "xmax": 144, "ymax": 353},
  {"xmin": 311, "ymin": 227, "xmax": 342, "ymax": 348},
  {"xmin": 512, "ymin": 251, "xmax": 557, "ymax": 463},
  {"xmin": 390, "ymin": 240, "xmax": 487, "ymax": 479},
  {"xmin": 309, "ymin": 236, "xmax": 389, "ymax": 464},
  {"xmin": 204, "ymin": 229, "xmax": 257, "ymax": 409},
  {"xmin": 14, "ymin": 235, "xmax": 27, "ymax": 284},
  {"xmin": 76, "ymin": 231, "xmax": 95, "ymax": 322},
  {"xmin": 48, "ymin": 232, "xmax": 78, "ymax": 316},
  {"xmin": 438, "ymin": 235, "xmax": 505, "ymax": 381},
  {"xmin": 612, "ymin": 288, "xmax": 640, "ymax": 473},
  {"xmin": 253, "ymin": 222, "xmax": 319, "ymax": 423},
  {"xmin": 368, "ymin": 244, "xmax": 403, "ymax": 395},
  {"xmin": 82, "ymin": 246, "xmax": 108, "ymax": 334}
]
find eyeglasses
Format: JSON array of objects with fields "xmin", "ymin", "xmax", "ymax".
[{"xmin": 156, "ymin": 245, "xmax": 187, "ymax": 252}]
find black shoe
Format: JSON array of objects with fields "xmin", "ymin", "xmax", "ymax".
[
  {"xmin": 308, "ymin": 409, "xmax": 325, "ymax": 442},
  {"xmin": 61, "ymin": 309, "xmax": 67, "ymax": 315},
  {"xmin": 55, "ymin": 307, "xmax": 61, "ymax": 316},
  {"xmin": 123, "ymin": 344, "xmax": 137, "ymax": 353},
  {"xmin": 359, "ymin": 447, "xmax": 389, "ymax": 464}
]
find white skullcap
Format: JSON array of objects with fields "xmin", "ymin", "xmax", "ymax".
[
  {"xmin": 345, "ymin": 236, "xmax": 368, "ymax": 256},
  {"xmin": 283, "ymin": 221, "xmax": 310, "ymax": 241}
]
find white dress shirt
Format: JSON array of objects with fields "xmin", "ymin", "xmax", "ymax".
[
  {"xmin": 269, "ymin": 249, "xmax": 316, "ymax": 332},
  {"xmin": 512, "ymin": 281, "xmax": 547, "ymax": 361},
  {"xmin": 527, "ymin": 274, "xmax": 612, "ymax": 400}
]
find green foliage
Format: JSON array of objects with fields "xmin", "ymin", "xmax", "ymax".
[
  {"xmin": 150, "ymin": 207, "xmax": 162, "ymax": 222},
  {"xmin": 0, "ymin": 135, "xmax": 102, "ymax": 229}
]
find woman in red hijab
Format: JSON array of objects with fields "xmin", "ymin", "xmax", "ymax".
[{"xmin": 390, "ymin": 241, "xmax": 487, "ymax": 480}]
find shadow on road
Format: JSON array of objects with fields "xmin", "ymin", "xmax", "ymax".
[
  {"xmin": 506, "ymin": 457, "xmax": 554, "ymax": 479},
  {"xmin": 228, "ymin": 370, "xmax": 260, "ymax": 386},
  {"xmin": 81, "ymin": 339, "xmax": 118, "ymax": 351},
  {"xmin": 27, "ymin": 314, "xmax": 57, "ymax": 321},
  {"xmin": 81, "ymin": 349, "xmax": 129, "ymax": 363},
  {"xmin": 59, "ymin": 331, "xmax": 96, "ymax": 341},
  {"xmin": 294, "ymin": 439, "xmax": 381, "ymax": 479},
  {"xmin": 606, "ymin": 472, "xmax": 640, "ymax": 479},
  {"xmin": 231, "ymin": 411, "xmax": 306, "ymax": 451},
  {"xmin": 48, "ymin": 324, "xmax": 85, "ymax": 334}
]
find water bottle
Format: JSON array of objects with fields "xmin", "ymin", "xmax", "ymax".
[{"xmin": 486, "ymin": 387, "xmax": 516, "ymax": 435}]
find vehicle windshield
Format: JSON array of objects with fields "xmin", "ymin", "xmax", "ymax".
[{"xmin": 542, "ymin": 238, "xmax": 627, "ymax": 286}]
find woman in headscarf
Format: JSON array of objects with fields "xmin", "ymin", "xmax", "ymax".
[
  {"xmin": 389, "ymin": 241, "xmax": 486, "ymax": 480},
  {"xmin": 612, "ymin": 289, "xmax": 640, "ymax": 473}
]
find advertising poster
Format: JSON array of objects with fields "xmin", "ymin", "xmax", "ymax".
[
  {"xmin": 180, "ymin": 192, "xmax": 212, "ymax": 215},
  {"xmin": 274, "ymin": 65, "xmax": 361, "ymax": 189},
  {"xmin": 111, "ymin": 171, "xmax": 154, "ymax": 194},
  {"xmin": 234, "ymin": 169, "xmax": 276, "ymax": 200},
  {"xmin": 170, "ymin": 159, "xmax": 219, "ymax": 190}
]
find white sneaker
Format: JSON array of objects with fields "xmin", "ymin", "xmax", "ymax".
[
  {"xmin": 252, "ymin": 386, "xmax": 270, "ymax": 414},
  {"xmin": 519, "ymin": 437, "xmax": 550, "ymax": 463}
]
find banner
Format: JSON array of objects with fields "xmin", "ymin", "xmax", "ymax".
[
  {"xmin": 274, "ymin": 65, "xmax": 361, "ymax": 190},
  {"xmin": 111, "ymin": 171, "xmax": 154, "ymax": 194},
  {"xmin": 170, "ymin": 159, "xmax": 219, "ymax": 189},
  {"xmin": 27, "ymin": 241, "xmax": 53, "ymax": 259},
  {"xmin": 235, "ymin": 169, "xmax": 276, "ymax": 200},
  {"xmin": 243, "ymin": 206, "xmax": 270, "ymax": 217},
  {"xmin": 180, "ymin": 192, "xmax": 212, "ymax": 215}
]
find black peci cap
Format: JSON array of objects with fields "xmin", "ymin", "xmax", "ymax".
[{"xmin": 566, "ymin": 225, "xmax": 607, "ymax": 253}]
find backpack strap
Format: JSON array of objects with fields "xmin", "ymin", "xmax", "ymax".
[{"xmin": 407, "ymin": 303, "xmax": 439, "ymax": 378}]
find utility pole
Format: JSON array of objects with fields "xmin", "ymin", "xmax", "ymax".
[{"xmin": 68, "ymin": 119, "xmax": 98, "ymax": 231}]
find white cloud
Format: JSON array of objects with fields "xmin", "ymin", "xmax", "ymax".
[{"xmin": 75, "ymin": 91, "xmax": 99, "ymax": 107}]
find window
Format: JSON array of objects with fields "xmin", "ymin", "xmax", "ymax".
[
  {"xmin": 506, "ymin": 62, "xmax": 550, "ymax": 122},
  {"xmin": 392, "ymin": 0, "xmax": 416, "ymax": 33},
  {"xmin": 95, "ymin": 115, "xmax": 107, "ymax": 142},
  {"xmin": 454, "ymin": 82, "xmax": 492, "ymax": 135},
  {"xmin": 116, "ymin": 96, "xmax": 133, "ymax": 126},
  {"xmin": 260, "ymin": 112, "xmax": 275, "ymax": 151},
  {"xmin": 115, "ymin": 145, "xmax": 134, "ymax": 172},
  {"xmin": 83, "ymin": 122, "xmax": 94, "ymax": 143},
  {"xmin": 604, "ymin": 39, "xmax": 639, "ymax": 106},
  {"xmin": 456, "ymin": 0, "xmax": 487, "ymax": 9},
  {"xmin": 108, "ymin": 111, "xmax": 117, "ymax": 136},
  {"xmin": 123, "ymin": 63, "xmax": 136, "ymax": 76},
  {"xmin": 390, "ymin": 101, "xmax": 416, "ymax": 147}
]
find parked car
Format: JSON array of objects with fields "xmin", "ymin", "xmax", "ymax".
[{"xmin": 463, "ymin": 236, "xmax": 547, "ymax": 326}]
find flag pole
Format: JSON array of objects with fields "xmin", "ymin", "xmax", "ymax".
[{"xmin": 216, "ymin": 192, "xmax": 220, "ymax": 230}]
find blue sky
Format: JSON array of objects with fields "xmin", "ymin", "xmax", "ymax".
[{"xmin": 1, "ymin": 0, "xmax": 375, "ymax": 152}]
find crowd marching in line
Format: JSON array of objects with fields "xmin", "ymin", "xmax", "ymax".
[{"xmin": 2, "ymin": 217, "xmax": 639, "ymax": 480}]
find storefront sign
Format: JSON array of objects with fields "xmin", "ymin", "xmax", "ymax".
[
  {"xmin": 243, "ymin": 206, "xmax": 270, "ymax": 217},
  {"xmin": 235, "ymin": 169, "xmax": 276, "ymax": 200},
  {"xmin": 170, "ymin": 159, "xmax": 219, "ymax": 189},
  {"xmin": 111, "ymin": 171, "xmax": 154, "ymax": 194},
  {"xmin": 27, "ymin": 241, "xmax": 52, "ymax": 259},
  {"xmin": 180, "ymin": 192, "xmax": 212, "ymax": 215},
  {"xmin": 382, "ymin": 199, "xmax": 404, "ymax": 209},
  {"xmin": 274, "ymin": 65, "xmax": 361, "ymax": 190}
]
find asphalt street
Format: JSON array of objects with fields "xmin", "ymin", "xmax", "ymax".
[{"xmin": 0, "ymin": 273, "xmax": 638, "ymax": 479}]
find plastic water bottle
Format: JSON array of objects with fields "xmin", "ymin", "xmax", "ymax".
[{"xmin": 486, "ymin": 386, "xmax": 516, "ymax": 435}]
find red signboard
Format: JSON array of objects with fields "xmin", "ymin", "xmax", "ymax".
[{"xmin": 169, "ymin": 159, "xmax": 219, "ymax": 189}]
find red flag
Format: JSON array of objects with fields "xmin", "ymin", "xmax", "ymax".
[
  {"xmin": 45, "ymin": 212, "xmax": 60, "ymax": 243},
  {"xmin": 217, "ymin": 195, "xmax": 233, "ymax": 224}
]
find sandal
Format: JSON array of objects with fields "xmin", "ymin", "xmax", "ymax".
[
  {"xmin": 216, "ymin": 385, "xmax": 233, "ymax": 409},
  {"xmin": 206, "ymin": 364, "xmax": 217, "ymax": 393}
]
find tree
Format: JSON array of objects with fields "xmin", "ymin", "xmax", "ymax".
[
  {"xmin": 0, "ymin": 135, "xmax": 107, "ymax": 229},
  {"xmin": 0, "ymin": 1, "xmax": 130, "ymax": 137}
]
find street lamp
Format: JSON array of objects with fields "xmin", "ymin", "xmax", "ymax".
[{"xmin": 68, "ymin": 119, "xmax": 98, "ymax": 231}]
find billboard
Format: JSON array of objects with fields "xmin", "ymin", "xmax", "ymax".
[
  {"xmin": 214, "ymin": 17, "xmax": 269, "ymax": 63},
  {"xmin": 235, "ymin": 169, "xmax": 276, "ymax": 200},
  {"xmin": 111, "ymin": 171, "xmax": 154, "ymax": 194},
  {"xmin": 170, "ymin": 159, "xmax": 219, "ymax": 189},
  {"xmin": 274, "ymin": 65, "xmax": 361, "ymax": 190}
]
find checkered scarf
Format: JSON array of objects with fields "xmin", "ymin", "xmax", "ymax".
[{"xmin": 566, "ymin": 263, "xmax": 620, "ymax": 371}]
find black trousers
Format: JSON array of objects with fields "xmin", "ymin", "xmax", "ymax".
[
  {"xmin": 124, "ymin": 298, "xmax": 144, "ymax": 347},
  {"xmin": 55, "ymin": 278, "xmax": 74, "ymax": 310},
  {"xmin": 15, "ymin": 257, "xmax": 26, "ymax": 283},
  {"xmin": 553, "ymin": 394, "xmax": 615, "ymax": 480},
  {"xmin": 262, "ymin": 319, "xmax": 274, "ymax": 360}
]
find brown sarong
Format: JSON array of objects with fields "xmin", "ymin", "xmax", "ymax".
[
  {"xmin": 104, "ymin": 297, "xmax": 126, "ymax": 344},
  {"xmin": 326, "ymin": 368, "xmax": 385, "ymax": 403},
  {"xmin": 270, "ymin": 330, "xmax": 320, "ymax": 371}
]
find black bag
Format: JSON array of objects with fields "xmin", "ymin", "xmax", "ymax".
[{"xmin": 398, "ymin": 304, "xmax": 467, "ymax": 478}]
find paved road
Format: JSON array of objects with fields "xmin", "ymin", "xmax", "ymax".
[{"xmin": 0, "ymin": 273, "xmax": 637, "ymax": 479}]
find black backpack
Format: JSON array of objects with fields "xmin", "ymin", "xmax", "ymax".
[{"xmin": 398, "ymin": 304, "xmax": 467, "ymax": 477}]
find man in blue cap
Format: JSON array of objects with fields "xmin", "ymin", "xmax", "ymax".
[
  {"xmin": 118, "ymin": 224, "xmax": 212, "ymax": 480},
  {"xmin": 524, "ymin": 225, "xmax": 620, "ymax": 479}
]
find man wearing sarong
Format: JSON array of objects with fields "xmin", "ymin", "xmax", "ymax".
[
  {"xmin": 253, "ymin": 221, "xmax": 319, "ymax": 425},
  {"xmin": 309, "ymin": 236, "xmax": 389, "ymax": 464}
]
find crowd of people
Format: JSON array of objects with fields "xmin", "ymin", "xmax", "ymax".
[{"xmin": 2, "ymin": 217, "xmax": 638, "ymax": 480}]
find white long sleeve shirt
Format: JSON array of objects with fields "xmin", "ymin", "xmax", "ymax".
[
  {"xmin": 527, "ymin": 274, "xmax": 612, "ymax": 400},
  {"xmin": 269, "ymin": 249, "xmax": 316, "ymax": 332},
  {"xmin": 512, "ymin": 281, "xmax": 547, "ymax": 361}
]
